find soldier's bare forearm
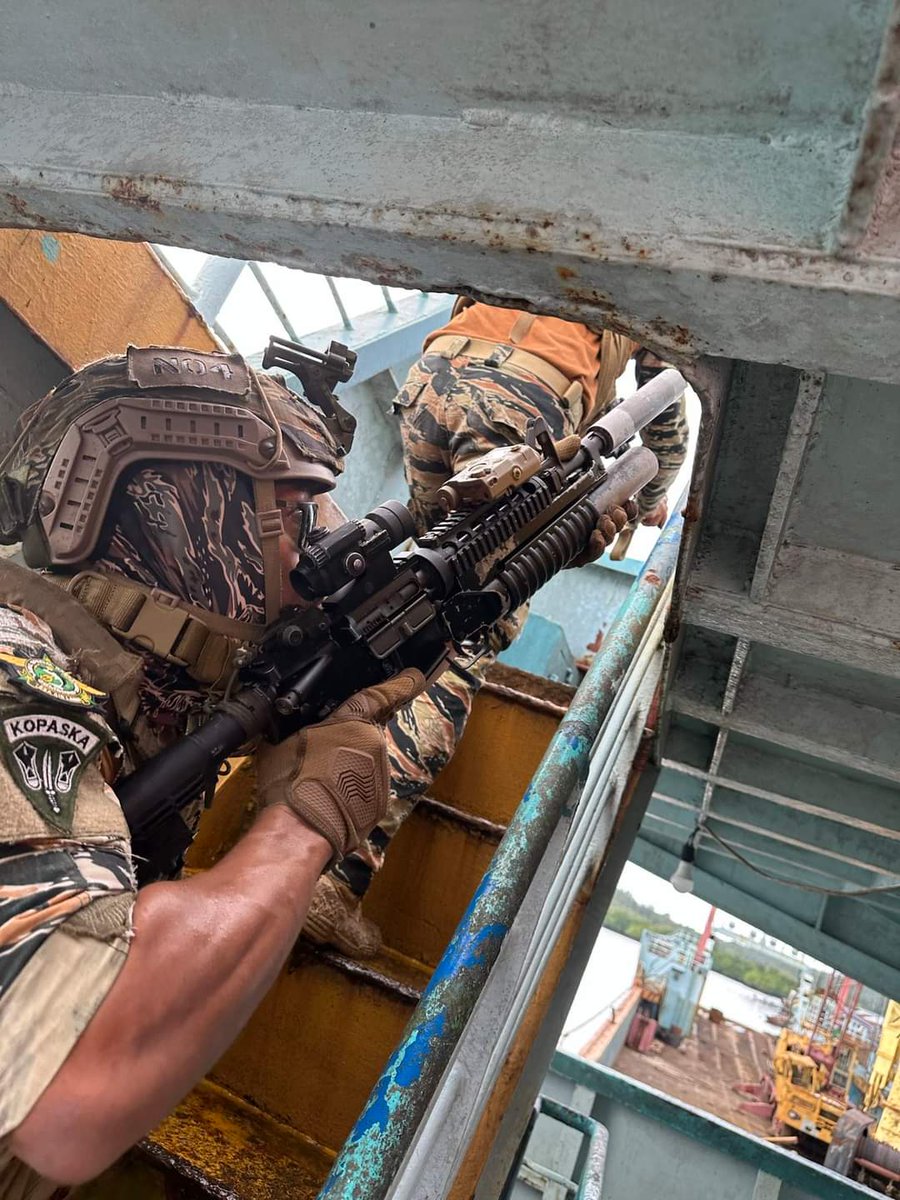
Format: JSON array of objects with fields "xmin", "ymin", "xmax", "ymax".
[{"xmin": 10, "ymin": 806, "xmax": 330, "ymax": 1185}]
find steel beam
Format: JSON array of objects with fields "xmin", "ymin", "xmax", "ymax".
[
  {"xmin": 553, "ymin": 1055, "xmax": 876, "ymax": 1200},
  {"xmin": 2, "ymin": 0, "xmax": 900, "ymax": 385},
  {"xmin": 670, "ymin": 671, "xmax": 900, "ymax": 784},
  {"xmin": 749, "ymin": 371, "xmax": 825, "ymax": 603},
  {"xmin": 682, "ymin": 585, "xmax": 900, "ymax": 678},
  {"xmin": 646, "ymin": 796, "xmax": 900, "ymax": 896},
  {"xmin": 662, "ymin": 730, "xmax": 900, "ymax": 838}
]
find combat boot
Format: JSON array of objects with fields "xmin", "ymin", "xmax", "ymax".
[{"xmin": 302, "ymin": 873, "xmax": 383, "ymax": 959}]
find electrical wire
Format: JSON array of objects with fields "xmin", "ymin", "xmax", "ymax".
[{"xmin": 699, "ymin": 822, "xmax": 900, "ymax": 897}]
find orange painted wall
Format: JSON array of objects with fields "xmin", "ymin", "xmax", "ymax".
[{"xmin": 0, "ymin": 229, "xmax": 218, "ymax": 366}]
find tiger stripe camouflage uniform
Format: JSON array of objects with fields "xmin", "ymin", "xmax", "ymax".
[
  {"xmin": 399, "ymin": 347, "xmax": 688, "ymax": 525},
  {"xmin": 0, "ymin": 603, "xmax": 135, "ymax": 1200},
  {"xmin": 334, "ymin": 327, "xmax": 688, "ymax": 895}
]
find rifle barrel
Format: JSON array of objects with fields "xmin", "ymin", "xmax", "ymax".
[{"xmin": 587, "ymin": 368, "xmax": 687, "ymax": 454}]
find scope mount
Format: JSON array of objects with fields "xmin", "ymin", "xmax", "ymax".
[{"xmin": 262, "ymin": 335, "xmax": 358, "ymax": 455}]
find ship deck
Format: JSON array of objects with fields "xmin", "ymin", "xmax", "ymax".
[{"xmin": 611, "ymin": 1009, "xmax": 776, "ymax": 1140}]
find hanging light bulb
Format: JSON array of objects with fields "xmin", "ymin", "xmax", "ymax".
[{"xmin": 670, "ymin": 832, "xmax": 697, "ymax": 894}]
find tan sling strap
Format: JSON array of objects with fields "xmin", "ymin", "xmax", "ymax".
[
  {"xmin": 582, "ymin": 330, "xmax": 642, "ymax": 430},
  {"xmin": 0, "ymin": 559, "xmax": 144, "ymax": 726},
  {"xmin": 63, "ymin": 570, "xmax": 265, "ymax": 690},
  {"xmin": 253, "ymin": 476, "xmax": 287, "ymax": 626},
  {"xmin": 508, "ymin": 311, "xmax": 536, "ymax": 344}
]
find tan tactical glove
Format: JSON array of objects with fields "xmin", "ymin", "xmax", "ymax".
[
  {"xmin": 256, "ymin": 669, "xmax": 426, "ymax": 861},
  {"xmin": 553, "ymin": 435, "xmax": 638, "ymax": 566}
]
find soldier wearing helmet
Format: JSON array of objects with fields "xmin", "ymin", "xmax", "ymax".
[{"xmin": 0, "ymin": 346, "xmax": 423, "ymax": 1192}]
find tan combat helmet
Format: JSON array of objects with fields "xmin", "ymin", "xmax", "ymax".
[{"xmin": 0, "ymin": 346, "xmax": 346, "ymax": 669}]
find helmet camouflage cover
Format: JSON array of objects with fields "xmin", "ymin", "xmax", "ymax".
[{"xmin": 0, "ymin": 345, "xmax": 343, "ymax": 568}]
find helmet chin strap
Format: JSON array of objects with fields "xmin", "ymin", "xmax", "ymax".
[{"xmin": 253, "ymin": 476, "xmax": 287, "ymax": 625}]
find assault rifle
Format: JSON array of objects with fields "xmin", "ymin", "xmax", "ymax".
[{"xmin": 119, "ymin": 366, "xmax": 686, "ymax": 883}]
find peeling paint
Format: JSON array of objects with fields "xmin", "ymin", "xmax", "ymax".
[{"xmin": 39, "ymin": 233, "xmax": 60, "ymax": 263}]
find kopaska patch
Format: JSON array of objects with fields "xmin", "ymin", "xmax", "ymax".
[{"xmin": 0, "ymin": 705, "xmax": 109, "ymax": 832}]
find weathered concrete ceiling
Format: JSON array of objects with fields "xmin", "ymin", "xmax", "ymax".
[{"xmin": 1, "ymin": 0, "xmax": 899, "ymax": 379}]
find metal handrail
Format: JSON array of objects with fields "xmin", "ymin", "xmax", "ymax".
[
  {"xmin": 501, "ymin": 1095, "xmax": 608, "ymax": 1200},
  {"xmin": 318, "ymin": 512, "xmax": 684, "ymax": 1200}
]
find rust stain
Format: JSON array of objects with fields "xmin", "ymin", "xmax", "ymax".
[
  {"xmin": 681, "ymin": 497, "xmax": 701, "ymax": 524},
  {"xmin": 556, "ymin": 265, "xmax": 578, "ymax": 280},
  {"xmin": 5, "ymin": 193, "xmax": 28, "ymax": 217},
  {"xmin": 447, "ymin": 899, "xmax": 588, "ymax": 1200},
  {"xmin": 210, "ymin": 947, "xmax": 415, "ymax": 1153},
  {"xmin": 106, "ymin": 176, "xmax": 163, "ymax": 212},
  {"xmin": 341, "ymin": 252, "xmax": 422, "ymax": 286},
  {"xmin": 644, "ymin": 570, "xmax": 661, "ymax": 585},
  {"xmin": 3, "ymin": 193, "xmax": 48, "ymax": 226}
]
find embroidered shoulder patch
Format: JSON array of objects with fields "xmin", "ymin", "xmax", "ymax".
[
  {"xmin": 0, "ymin": 651, "xmax": 107, "ymax": 709},
  {"xmin": 0, "ymin": 706, "xmax": 109, "ymax": 832}
]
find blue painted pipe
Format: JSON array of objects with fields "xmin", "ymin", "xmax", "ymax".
[{"xmin": 319, "ymin": 512, "xmax": 684, "ymax": 1200}]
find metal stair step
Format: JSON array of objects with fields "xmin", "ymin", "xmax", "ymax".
[
  {"xmin": 206, "ymin": 943, "xmax": 426, "ymax": 1156},
  {"xmin": 76, "ymin": 1080, "xmax": 334, "ymax": 1200},
  {"xmin": 430, "ymin": 664, "xmax": 573, "ymax": 825},
  {"xmin": 364, "ymin": 795, "xmax": 506, "ymax": 968}
]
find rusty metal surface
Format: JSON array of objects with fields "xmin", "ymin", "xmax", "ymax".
[
  {"xmin": 825, "ymin": 1109, "xmax": 878, "ymax": 1178},
  {"xmin": 416, "ymin": 795, "xmax": 507, "ymax": 842},
  {"xmin": 76, "ymin": 1082, "xmax": 335, "ymax": 1200},
  {"xmin": 429, "ymin": 674, "xmax": 569, "ymax": 826},
  {"xmin": 484, "ymin": 661, "xmax": 576, "ymax": 710},
  {"xmin": 309, "ymin": 949, "xmax": 424, "ymax": 1005}
]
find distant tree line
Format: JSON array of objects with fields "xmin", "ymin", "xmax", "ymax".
[{"xmin": 606, "ymin": 890, "xmax": 801, "ymax": 998}]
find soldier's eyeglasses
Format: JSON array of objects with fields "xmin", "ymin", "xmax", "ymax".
[{"xmin": 277, "ymin": 499, "xmax": 319, "ymax": 550}]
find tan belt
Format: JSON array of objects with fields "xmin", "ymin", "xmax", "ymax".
[{"xmin": 426, "ymin": 335, "xmax": 583, "ymax": 410}]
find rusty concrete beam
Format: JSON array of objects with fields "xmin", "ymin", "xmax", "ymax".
[{"xmin": 1, "ymin": 82, "xmax": 900, "ymax": 382}]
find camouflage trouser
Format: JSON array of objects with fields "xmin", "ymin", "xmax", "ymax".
[
  {"xmin": 625, "ymin": 394, "xmax": 689, "ymax": 516},
  {"xmin": 334, "ymin": 351, "xmax": 576, "ymax": 895}
]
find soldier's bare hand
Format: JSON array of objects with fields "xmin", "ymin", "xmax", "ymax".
[
  {"xmin": 640, "ymin": 498, "xmax": 669, "ymax": 528},
  {"xmin": 570, "ymin": 499, "xmax": 638, "ymax": 567}
]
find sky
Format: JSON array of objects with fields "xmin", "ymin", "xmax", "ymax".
[{"xmin": 618, "ymin": 861, "xmax": 712, "ymax": 932}]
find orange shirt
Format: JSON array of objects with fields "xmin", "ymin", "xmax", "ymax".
[{"xmin": 424, "ymin": 303, "xmax": 637, "ymax": 421}]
